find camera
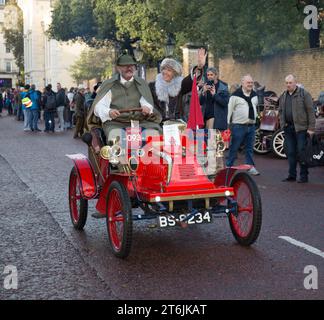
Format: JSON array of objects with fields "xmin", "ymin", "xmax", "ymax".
[{"xmin": 206, "ymin": 80, "xmax": 214, "ymax": 87}]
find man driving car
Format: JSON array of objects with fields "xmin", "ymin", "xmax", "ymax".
[{"xmin": 86, "ymin": 54, "xmax": 162, "ymax": 143}]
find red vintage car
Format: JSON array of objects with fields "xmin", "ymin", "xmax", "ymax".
[{"xmin": 67, "ymin": 113, "xmax": 262, "ymax": 258}]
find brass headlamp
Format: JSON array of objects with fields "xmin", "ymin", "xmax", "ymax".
[{"xmin": 100, "ymin": 138, "xmax": 123, "ymax": 165}]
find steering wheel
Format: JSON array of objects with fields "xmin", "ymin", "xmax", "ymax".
[{"xmin": 118, "ymin": 108, "xmax": 143, "ymax": 114}]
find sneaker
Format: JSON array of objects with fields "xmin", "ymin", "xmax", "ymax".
[{"xmin": 248, "ymin": 167, "xmax": 260, "ymax": 176}]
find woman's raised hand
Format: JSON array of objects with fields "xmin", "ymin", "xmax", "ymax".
[{"xmin": 197, "ymin": 48, "xmax": 207, "ymax": 69}]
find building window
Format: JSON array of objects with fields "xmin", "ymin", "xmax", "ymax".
[
  {"xmin": 0, "ymin": 0, "xmax": 5, "ymax": 6},
  {"xmin": 5, "ymin": 61, "xmax": 12, "ymax": 72},
  {"xmin": 6, "ymin": 44, "xmax": 10, "ymax": 53}
]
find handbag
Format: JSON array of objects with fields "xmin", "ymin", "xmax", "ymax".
[{"xmin": 299, "ymin": 135, "xmax": 324, "ymax": 167}]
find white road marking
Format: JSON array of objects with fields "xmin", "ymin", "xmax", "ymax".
[{"xmin": 279, "ymin": 236, "xmax": 324, "ymax": 259}]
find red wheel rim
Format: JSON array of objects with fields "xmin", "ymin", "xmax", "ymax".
[
  {"xmin": 230, "ymin": 180, "xmax": 254, "ymax": 238},
  {"xmin": 108, "ymin": 189, "xmax": 125, "ymax": 251},
  {"xmin": 69, "ymin": 171, "xmax": 82, "ymax": 224}
]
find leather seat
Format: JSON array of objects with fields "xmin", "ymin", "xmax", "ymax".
[{"xmin": 90, "ymin": 128, "xmax": 107, "ymax": 152}]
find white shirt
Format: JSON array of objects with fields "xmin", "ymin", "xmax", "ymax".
[
  {"xmin": 94, "ymin": 76, "xmax": 153, "ymax": 123},
  {"xmin": 227, "ymin": 92, "xmax": 258, "ymax": 125}
]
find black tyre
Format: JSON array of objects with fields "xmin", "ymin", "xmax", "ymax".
[
  {"xmin": 271, "ymin": 129, "xmax": 287, "ymax": 159},
  {"xmin": 106, "ymin": 181, "xmax": 133, "ymax": 258},
  {"xmin": 229, "ymin": 172, "xmax": 262, "ymax": 246},
  {"xmin": 69, "ymin": 167, "xmax": 88, "ymax": 230}
]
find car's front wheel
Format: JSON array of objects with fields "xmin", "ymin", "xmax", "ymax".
[
  {"xmin": 106, "ymin": 181, "xmax": 133, "ymax": 259},
  {"xmin": 229, "ymin": 172, "xmax": 262, "ymax": 246}
]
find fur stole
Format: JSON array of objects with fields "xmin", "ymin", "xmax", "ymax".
[{"xmin": 154, "ymin": 73, "xmax": 183, "ymax": 105}]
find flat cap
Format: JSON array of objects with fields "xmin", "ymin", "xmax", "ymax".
[{"xmin": 117, "ymin": 54, "xmax": 137, "ymax": 66}]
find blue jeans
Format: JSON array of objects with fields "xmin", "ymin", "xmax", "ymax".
[
  {"xmin": 284, "ymin": 125, "xmax": 308, "ymax": 180},
  {"xmin": 23, "ymin": 109, "xmax": 31, "ymax": 129},
  {"xmin": 28, "ymin": 109, "xmax": 40, "ymax": 130},
  {"xmin": 226, "ymin": 124, "xmax": 256, "ymax": 167},
  {"xmin": 44, "ymin": 111, "xmax": 55, "ymax": 132}
]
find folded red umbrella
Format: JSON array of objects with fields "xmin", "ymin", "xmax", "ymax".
[{"xmin": 187, "ymin": 75, "xmax": 204, "ymax": 130}]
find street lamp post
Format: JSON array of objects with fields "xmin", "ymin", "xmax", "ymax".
[
  {"xmin": 133, "ymin": 41, "xmax": 145, "ymax": 79},
  {"xmin": 165, "ymin": 33, "xmax": 176, "ymax": 58},
  {"xmin": 157, "ymin": 33, "xmax": 176, "ymax": 73}
]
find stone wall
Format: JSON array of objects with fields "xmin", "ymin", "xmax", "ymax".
[{"xmin": 218, "ymin": 48, "xmax": 324, "ymax": 98}]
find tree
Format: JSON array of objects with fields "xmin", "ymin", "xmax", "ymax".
[
  {"xmin": 3, "ymin": 0, "xmax": 24, "ymax": 80},
  {"xmin": 49, "ymin": 0, "xmax": 322, "ymax": 63},
  {"xmin": 296, "ymin": 0, "xmax": 324, "ymax": 48},
  {"xmin": 198, "ymin": 0, "xmax": 311, "ymax": 60},
  {"xmin": 69, "ymin": 47, "xmax": 114, "ymax": 84}
]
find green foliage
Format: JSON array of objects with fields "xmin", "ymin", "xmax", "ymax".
[
  {"xmin": 69, "ymin": 47, "xmax": 114, "ymax": 83},
  {"xmin": 48, "ymin": 0, "xmax": 74, "ymax": 41},
  {"xmin": 113, "ymin": 0, "xmax": 165, "ymax": 61},
  {"xmin": 3, "ymin": 1, "xmax": 24, "ymax": 72},
  {"xmin": 200, "ymin": 0, "xmax": 309, "ymax": 60},
  {"xmin": 49, "ymin": 0, "xmax": 321, "ymax": 62},
  {"xmin": 93, "ymin": 0, "xmax": 117, "ymax": 41}
]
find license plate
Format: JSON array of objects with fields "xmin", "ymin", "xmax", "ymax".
[{"xmin": 158, "ymin": 212, "xmax": 212, "ymax": 228}]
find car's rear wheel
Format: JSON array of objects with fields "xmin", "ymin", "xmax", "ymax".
[
  {"xmin": 69, "ymin": 167, "xmax": 88, "ymax": 230},
  {"xmin": 254, "ymin": 129, "xmax": 271, "ymax": 154},
  {"xmin": 271, "ymin": 129, "xmax": 287, "ymax": 159},
  {"xmin": 229, "ymin": 172, "xmax": 262, "ymax": 246},
  {"xmin": 106, "ymin": 181, "xmax": 132, "ymax": 258}
]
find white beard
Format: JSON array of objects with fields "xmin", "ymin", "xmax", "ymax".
[{"xmin": 155, "ymin": 73, "xmax": 183, "ymax": 105}]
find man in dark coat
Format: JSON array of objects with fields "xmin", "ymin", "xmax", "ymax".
[
  {"xmin": 42, "ymin": 84, "xmax": 57, "ymax": 133},
  {"xmin": 199, "ymin": 67, "xmax": 229, "ymax": 130},
  {"xmin": 279, "ymin": 74, "xmax": 316, "ymax": 183}
]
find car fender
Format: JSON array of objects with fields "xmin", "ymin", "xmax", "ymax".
[
  {"xmin": 66, "ymin": 153, "xmax": 97, "ymax": 200},
  {"xmin": 214, "ymin": 165, "xmax": 252, "ymax": 187},
  {"xmin": 95, "ymin": 174, "xmax": 130, "ymax": 215}
]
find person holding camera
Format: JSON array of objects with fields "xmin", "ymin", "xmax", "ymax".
[{"xmin": 199, "ymin": 67, "xmax": 229, "ymax": 130}]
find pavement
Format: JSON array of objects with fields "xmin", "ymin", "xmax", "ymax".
[{"xmin": 0, "ymin": 114, "xmax": 323, "ymax": 300}]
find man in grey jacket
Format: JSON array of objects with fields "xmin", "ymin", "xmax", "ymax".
[{"xmin": 279, "ymin": 75, "xmax": 316, "ymax": 183}]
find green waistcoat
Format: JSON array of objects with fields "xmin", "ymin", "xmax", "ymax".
[{"xmin": 110, "ymin": 81, "xmax": 143, "ymax": 123}]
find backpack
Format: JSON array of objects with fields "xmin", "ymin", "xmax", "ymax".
[
  {"xmin": 22, "ymin": 93, "xmax": 33, "ymax": 108},
  {"xmin": 46, "ymin": 93, "xmax": 57, "ymax": 111}
]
